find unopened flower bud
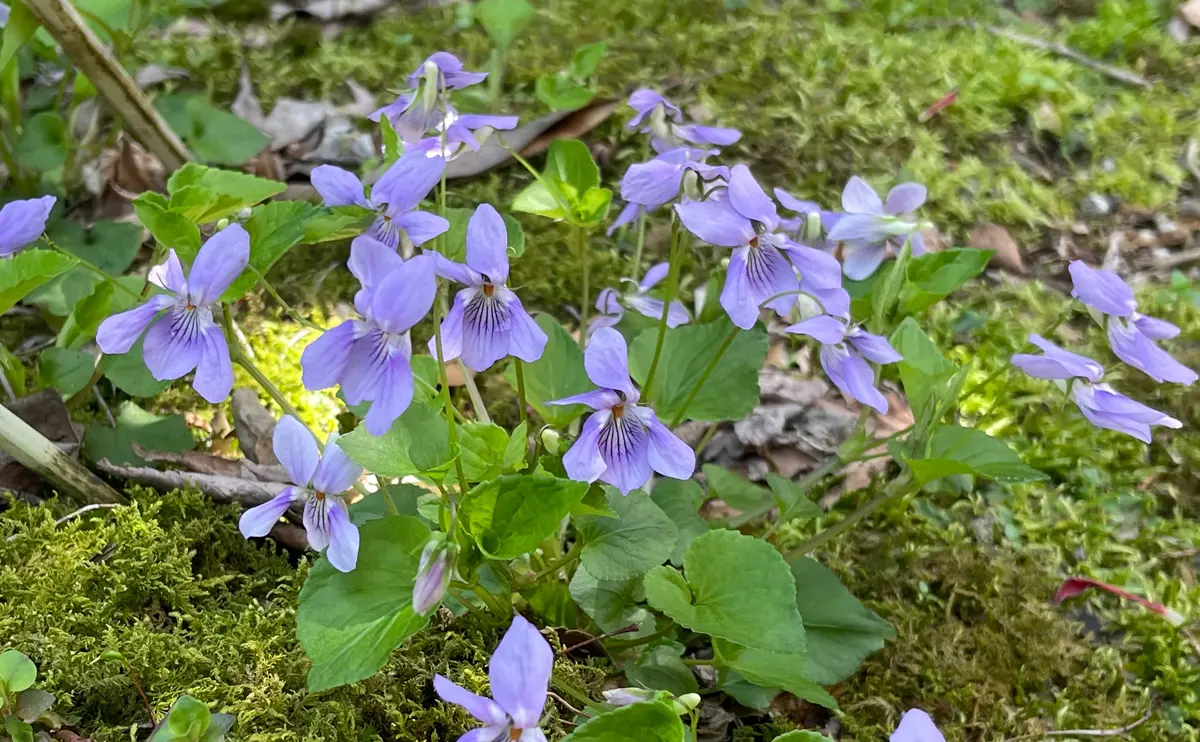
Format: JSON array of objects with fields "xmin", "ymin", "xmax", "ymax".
[
  {"xmin": 602, "ymin": 688, "xmax": 655, "ymax": 707},
  {"xmin": 412, "ymin": 538, "xmax": 457, "ymax": 615},
  {"xmin": 803, "ymin": 210, "xmax": 822, "ymax": 244},
  {"xmin": 540, "ymin": 428, "xmax": 560, "ymax": 455},
  {"xmin": 677, "ymin": 693, "xmax": 701, "ymax": 710},
  {"xmin": 216, "ymin": 217, "xmax": 231, "ymax": 230}
]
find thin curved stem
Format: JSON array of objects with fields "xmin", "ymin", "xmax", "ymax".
[
  {"xmin": 459, "ymin": 362, "xmax": 491, "ymax": 424},
  {"xmin": 640, "ymin": 219, "xmax": 681, "ymax": 403},
  {"xmin": 45, "ymin": 237, "xmax": 142, "ymax": 301},
  {"xmin": 668, "ymin": 324, "xmax": 738, "ymax": 427},
  {"xmin": 247, "ymin": 265, "xmax": 322, "ymax": 332},
  {"xmin": 630, "ymin": 210, "xmax": 647, "ymax": 278},
  {"xmin": 785, "ymin": 473, "xmax": 917, "ymax": 557},
  {"xmin": 577, "ymin": 227, "xmax": 590, "ymax": 347}
]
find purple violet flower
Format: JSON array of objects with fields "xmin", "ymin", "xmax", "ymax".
[
  {"xmin": 0, "ymin": 195, "xmax": 56, "ymax": 257},
  {"xmin": 428, "ymin": 204, "xmax": 548, "ymax": 372},
  {"xmin": 1010, "ymin": 333, "xmax": 1182, "ymax": 442},
  {"xmin": 825, "ymin": 176, "xmax": 929, "ymax": 280},
  {"xmin": 608, "ymin": 145, "xmax": 729, "ymax": 235},
  {"xmin": 676, "ymin": 165, "xmax": 845, "ymax": 329},
  {"xmin": 96, "ymin": 225, "xmax": 249, "ymax": 404},
  {"xmin": 548, "ymin": 328, "xmax": 695, "ymax": 494},
  {"xmin": 311, "ymin": 152, "xmax": 448, "ymax": 252},
  {"xmin": 891, "ymin": 709, "xmax": 945, "ymax": 742},
  {"xmin": 370, "ymin": 52, "xmax": 488, "ymax": 143},
  {"xmin": 1067, "ymin": 261, "xmax": 1196, "ymax": 385},
  {"xmin": 238, "ymin": 416, "xmax": 363, "ymax": 572},
  {"xmin": 300, "ymin": 240, "xmax": 437, "ymax": 435},
  {"xmin": 589, "ymin": 262, "xmax": 690, "ymax": 333},
  {"xmin": 785, "ymin": 314, "xmax": 902, "ymax": 414},
  {"xmin": 434, "ymin": 614, "xmax": 553, "ymax": 742},
  {"xmin": 627, "ymin": 89, "xmax": 682, "ymax": 132}
]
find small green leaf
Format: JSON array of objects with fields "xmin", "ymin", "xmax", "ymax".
[
  {"xmin": 503, "ymin": 421, "xmax": 528, "ymax": 472},
  {"xmin": 297, "ymin": 516, "xmax": 431, "ymax": 691},
  {"xmin": 337, "ymin": 402, "xmax": 450, "ymax": 478},
  {"xmin": 574, "ymin": 186, "xmax": 612, "ymax": 224},
  {"xmin": 133, "ymin": 192, "xmax": 202, "ymax": 255},
  {"xmin": 0, "ymin": 343, "xmax": 26, "ymax": 397},
  {"xmin": 83, "ymin": 401, "xmax": 195, "ymax": 466},
  {"xmin": 512, "ymin": 180, "xmax": 568, "ymax": 220},
  {"xmin": 461, "ymin": 474, "xmax": 588, "ymax": 559},
  {"xmin": 0, "ymin": 2, "xmax": 41, "ymax": 74},
  {"xmin": 100, "ymin": 337, "xmax": 171, "ymax": 397},
  {"xmin": 453, "ymin": 422, "xmax": 510, "ymax": 484},
  {"xmin": 16, "ymin": 111, "xmax": 66, "ymax": 171},
  {"xmin": 649, "ymin": 478, "xmax": 708, "ymax": 566},
  {"xmin": 577, "ymin": 488, "xmax": 677, "ymax": 581},
  {"xmin": 0, "ymin": 248, "xmax": 77, "ymax": 315},
  {"xmin": 571, "ymin": 41, "xmax": 608, "ymax": 78},
  {"xmin": 536, "ymin": 74, "xmax": 596, "ymax": 111},
  {"xmin": 629, "ymin": 319, "xmax": 767, "ymax": 424},
  {"xmin": 474, "ymin": 0, "xmax": 533, "ymax": 48},
  {"xmin": 907, "ymin": 424, "xmax": 1048, "ymax": 485},
  {"xmin": 889, "ymin": 317, "xmax": 956, "ymax": 423},
  {"xmin": 38, "ymin": 346, "xmax": 94, "ymax": 395},
  {"xmin": 0, "ymin": 649, "xmax": 37, "ymax": 693},
  {"xmin": 702, "ymin": 464, "xmax": 773, "ymax": 512},
  {"xmin": 221, "ymin": 201, "xmax": 312, "ymax": 301},
  {"xmin": 766, "ymin": 473, "xmax": 823, "ymax": 523},
  {"xmin": 166, "ymin": 695, "xmax": 212, "ymax": 738},
  {"xmin": 502, "ymin": 315, "xmax": 592, "ymax": 427},
  {"xmin": 712, "ymin": 638, "xmax": 836, "ymax": 709},
  {"xmin": 546, "ymin": 138, "xmax": 600, "ymax": 196},
  {"xmin": 561, "ymin": 700, "xmax": 686, "ymax": 742},
  {"xmin": 789, "ymin": 556, "xmax": 895, "ymax": 685},
  {"xmin": 899, "ymin": 248, "xmax": 993, "ymax": 314},
  {"xmin": 157, "ymin": 96, "xmax": 270, "ymax": 167},
  {"xmin": 772, "ymin": 733, "xmax": 836, "ymax": 742},
  {"xmin": 625, "ymin": 643, "xmax": 698, "ymax": 696},
  {"xmin": 58, "ymin": 278, "xmax": 139, "ymax": 349},
  {"xmin": 301, "ymin": 205, "xmax": 373, "ymax": 244},
  {"xmin": 568, "ymin": 565, "xmax": 650, "ymax": 633},
  {"xmin": 4, "ymin": 716, "xmax": 34, "ymax": 742},
  {"xmin": 14, "ymin": 687, "xmax": 55, "ymax": 724},
  {"xmin": 643, "ymin": 529, "xmax": 805, "ymax": 652},
  {"xmin": 165, "ymin": 163, "xmax": 286, "ymax": 222}
]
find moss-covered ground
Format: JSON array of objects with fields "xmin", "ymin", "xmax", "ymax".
[{"xmin": 3, "ymin": 0, "xmax": 1199, "ymax": 739}]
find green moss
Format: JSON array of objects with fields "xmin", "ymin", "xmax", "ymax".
[{"xmin": 0, "ymin": 489, "xmax": 595, "ymax": 741}]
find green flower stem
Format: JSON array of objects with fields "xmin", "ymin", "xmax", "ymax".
[
  {"xmin": 603, "ymin": 625, "xmax": 676, "ymax": 651},
  {"xmin": 577, "ymin": 227, "xmax": 591, "ymax": 347},
  {"xmin": 498, "ymin": 140, "xmax": 575, "ymax": 219},
  {"xmin": 640, "ymin": 219, "xmax": 682, "ymax": 404},
  {"xmin": 247, "ymin": 265, "xmax": 323, "ymax": 332},
  {"xmin": 459, "ymin": 362, "xmax": 491, "ymax": 424},
  {"xmin": 630, "ymin": 210, "xmax": 647, "ymax": 278},
  {"xmin": 785, "ymin": 472, "xmax": 918, "ymax": 558},
  {"xmin": 958, "ymin": 316, "xmax": 1067, "ymax": 405},
  {"xmin": 434, "ymin": 151, "xmax": 471, "ymax": 495},
  {"xmin": 45, "ymin": 237, "xmax": 142, "ymax": 301},
  {"xmin": 468, "ymin": 582, "xmax": 510, "ymax": 616},
  {"xmin": 525, "ymin": 540, "xmax": 584, "ymax": 585},
  {"xmin": 549, "ymin": 676, "xmax": 601, "ymax": 713},
  {"xmin": 514, "ymin": 358, "xmax": 528, "ymax": 426},
  {"xmin": 668, "ymin": 324, "xmax": 739, "ymax": 428},
  {"xmin": 222, "ymin": 305, "xmax": 310, "ymax": 442}
]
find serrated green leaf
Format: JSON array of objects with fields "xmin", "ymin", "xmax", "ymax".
[
  {"xmin": 899, "ymin": 248, "xmax": 993, "ymax": 314},
  {"xmin": 643, "ymin": 529, "xmax": 805, "ymax": 652},
  {"xmin": 166, "ymin": 162, "xmax": 286, "ymax": 222},
  {"xmin": 889, "ymin": 316, "xmax": 956, "ymax": 423},
  {"xmin": 568, "ymin": 565, "xmax": 649, "ymax": 633},
  {"xmin": 649, "ymin": 478, "xmax": 708, "ymax": 566},
  {"xmin": 297, "ymin": 516, "xmax": 431, "ymax": 691},
  {"xmin": 712, "ymin": 638, "xmax": 837, "ymax": 709},
  {"xmin": 561, "ymin": 700, "xmax": 686, "ymax": 742},
  {"xmin": 536, "ymin": 74, "xmax": 596, "ymax": 111},
  {"xmin": 46, "ymin": 219, "xmax": 142, "ymax": 275},
  {"xmin": 572, "ymin": 41, "xmax": 608, "ymax": 78},
  {"xmin": 625, "ymin": 643, "xmax": 698, "ymax": 696},
  {"xmin": 0, "ymin": 248, "xmax": 77, "ymax": 314},
  {"xmin": 461, "ymin": 474, "xmax": 587, "ymax": 559},
  {"xmin": 503, "ymin": 421, "xmax": 528, "ymax": 472},
  {"xmin": 337, "ymin": 402, "xmax": 450, "ymax": 478},
  {"xmin": 512, "ymin": 180, "xmax": 567, "ymax": 220},
  {"xmin": 133, "ymin": 192, "xmax": 202, "ymax": 255},
  {"xmin": 766, "ymin": 472, "xmax": 823, "ymax": 523},
  {"xmin": 577, "ymin": 488, "xmax": 676, "ymax": 581},
  {"xmin": 907, "ymin": 424, "xmax": 1047, "ymax": 485},
  {"xmin": 502, "ymin": 315, "xmax": 591, "ymax": 427},
  {"xmin": 789, "ymin": 556, "xmax": 894, "ymax": 685},
  {"xmin": 629, "ymin": 319, "xmax": 767, "ymax": 424}
]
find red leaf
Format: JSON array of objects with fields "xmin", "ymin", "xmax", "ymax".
[{"xmin": 1053, "ymin": 576, "xmax": 1184, "ymax": 626}]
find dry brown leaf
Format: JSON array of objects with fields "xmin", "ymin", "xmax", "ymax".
[
  {"xmin": 969, "ymin": 222, "xmax": 1025, "ymax": 273},
  {"xmin": 231, "ymin": 388, "xmax": 280, "ymax": 466}
]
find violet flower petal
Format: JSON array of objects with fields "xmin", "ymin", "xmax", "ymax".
[
  {"xmin": 489, "ymin": 614, "xmax": 553, "ymax": 730},
  {"xmin": 142, "ymin": 307, "xmax": 206, "ymax": 381},
  {"xmin": 825, "ymin": 213, "xmax": 889, "ymax": 244},
  {"xmin": 193, "ymin": 325, "xmax": 235, "ymax": 403},
  {"xmin": 884, "ymin": 183, "xmax": 927, "ymax": 215},
  {"xmin": 96, "ymin": 295, "xmax": 173, "ymax": 354},
  {"xmin": 674, "ymin": 124, "xmax": 741, "ymax": 146},
  {"xmin": 548, "ymin": 389, "xmax": 621, "ymax": 410},
  {"xmin": 641, "ymin": 408, "xmax": 695, "ymax": 479},
  {"xmin": 822, "ymin": 344, "xmax": 888, "ymax": 414},
  {"xmin": 393, "ymin": 210, "xmax": 450, "ymax": 247},
  {"xmin": 785, "ymin": 315, "xmax": 846, "ymax": 345},
  {"xmin": 562, "ymin": 412, "xmax": 608, "ymax": 482},
  {"xmin": 364, "ymin": 351, "xmax": 415, "ymax": 436},
  {"xmin": 340, "ymin": 331, "xmax": 389, "ymax": 405},
  {"xmin": 506, "ymin": 295, "xmax": 548, "ymax": 363},
  {"xmin": 311, "ymin": 438, "xmax": 362, "ymax": 494},
  {"xmin": 720, "ymin": 246, "xmax": 758, "ymax": 330},
  {"xmin": 890, "ymin": 709, "xmax": 945, "ymax": 742},
  {"xmin": 841, "ymin": 176, "xmax": 883, "ymax": 215},
  {"xmin": 370, "ymin": 253, "xmax": 436, "ymax": 334},
  {"xmin": 621, "ymin": 159, "xmax": 684, "ymax": 207},
  {"xmin": 465, "ymin": 203, "xmax": 510, "ymax": 283},
  {"xmin": 675, "ymin": 197, "xmax": 755, "ymax": 247},
  {"xmin": 187, "ymin": 224, "xmax": 250, "ymax": 306},
  {"xmin": 727, "ymin": 164, "xmax": 778, "ymax": 228},
  {"xmin": 626, "ymin": 295, "xmax": 690, "ymax": 327},
  {"xmin": 1068, "ymin": 261, "xmax": 1136, "ymax": 317},
  {"xmin": 432, "ymin": 675, "xmax": 508, "ymax": 727},
  {"xmin": 273, "ymin": 415, "xmax": 319, "ymax": 487},
  {"xmin": 323, "ymin": 499, "xmax": 359, "ymax": 572},
  {"xmin": 1026, "ymin": 333, "xmax": 1103, "ymax": 381},
  {"xmin": 745, "ymin": 243, "xmax": 800, "ymax": 316},
  {"xmin": 773, "ymin": 188, "xmax": 820, "ymax": 215},
  {"xmin": 847, "ymin": 328, "xmax": 902, "ymax": 364},
  {"xmin": 238, "ymin": 487, "xmax": 299, "ymax": 538},
  {"xmin": 584, "ymin": 327, "xmax": 638, "ymax": 399},
  {"xmin": 597, "ymin": 414, "xmax": 652, "ymax": 495},
  {"xmin": 373, "ymin": 151, "xmax": 444, "ymax": 214},
  {"xmin": 301, "ymin": 321, "xmax": 359, "ymax": 391},
  {"xmin": 0, "ymin": 195, "xmax": 55, "ymax": 256},
  {"xmin": 460, "ymin": 293, "xmax": 513, "ymax": 372},
  {"xmin": 627, "ymin": 89, "xmax": 681, "ymax": 129},
  {"xmin": 1133, "ymin": 313, "xmax": 1180, "ymax": 340},
  {"xmin": 148, "ymin": 250, "xmax": 186, "ymax": 294},
  {"xmin": 311, "ymin": 165, "xmax": 369, "ymax": 208},
  {"xmin": 1108, "ymin": 321, "xmax": 1197, "ymax": 385},
  {"xmin": 638, "ymin": 263, "xmax": 671, "ymax": 293},
  {"xmin": 431, "ymin": 289, "xmax": 467, "ymax": 362},
  {"xmin": 841, "ymin": 243, "xmax": 888, "ymax": 281}
]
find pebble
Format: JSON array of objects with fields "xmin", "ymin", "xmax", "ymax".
[
  {"xmin": 1180, "ymin": 199, "xmax": 1200, "ymax": 220},
  {"xmin": 1080, "ymin": 193, "xmax": 1112, "ymax": 218}
]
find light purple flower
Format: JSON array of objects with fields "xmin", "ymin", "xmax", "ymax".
[
  {"xmin": 785, "ymin": 314, "xmax": 901, "ymax": 414},
  {"xmin": 0, "ymin": 195, "xmax": 55, "ymax": 257},
  {"xmin": 370, "ymin": 52, "xmax": 488, "ymax": 143},
  {"xmin": 96, "ymin": 225, "xmax": 249, "ymax": 404},
  {"xmin": 627, "ymin": 89, "xmax": 681, "ymax": 130},
  {"xmin": 825, "ymin": 176, "xmax": 928, "ymax": 280},
  {"xmin": 677, "ymin": 165, "xmax": 850, "ymax": 329},
  {"xmin": 238, "ymin": 416, "xmax": 363, "ymax": 572},
  {"xmin": 428, "ymin": 204, "xmax": 547, "ymax": 372},
  {"xmin": 1010, "ymin": 334, "xmax": 1104, "ymax": 381},
  {"xmin": 548, "ymin": 328, "xmax": 694, "ymax": 494},
  {"xmin": 311, "ymin": 153, "xmax": 448, "ymax": 252},
  {"xmin": 891, "ymin": 709, "xmax": 944, "ymax": 742},
  {"xmin": 1067, "ymin": 261, "xmax": 1195, "ymax": 386},
  {"xmin": 624, "ymin": 89, "xmax": 740, "ymax": 148},
  {"xmin": 413, "ymin": 538, "xmax": 456, "ymax": 615},
  {"xmin": 608, "ymin": 145, "xmax": 730, "ymax": 237},
  {"xmin": 405, "ymin": 108, "xmax": 519, "ymax": 161},
  {"xmin": 1071, "ymin": 381, "xmax": 1181, "ymax": 443},
  {"xmin": 301, "ymin": 244, "xmax": 437, "ymax": 435},
  {"xmin": 589, "ymin": 262, "xmax": 690, "ymax": 333},
  {"xmin": 434, "ymin": 614, "xmax": 553, "ymax": 742}
]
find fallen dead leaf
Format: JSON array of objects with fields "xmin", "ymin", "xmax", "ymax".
[
  {"xmin": 231, "ymin": 388, "xmax": 280, "ymax": 466},
  {"xmin": 969, "ymin": 222, "xmax": 1025, "ymax": 273}
]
